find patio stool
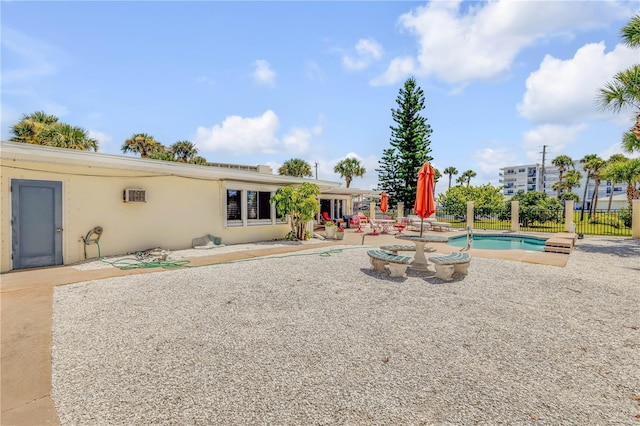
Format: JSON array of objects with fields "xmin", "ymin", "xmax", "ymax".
[
  {"xmin": 367, "ymin": 249, "xmax": 412, "ymax": 278},
  {"xmin": 379, "ymin": 245, "xmax": 436, "ymax": 256},
  {"xmin": 429, "ymin": 252, "xmax": 471, "ymax": 281}
]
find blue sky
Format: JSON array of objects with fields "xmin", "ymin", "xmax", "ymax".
[{"xmin": 2, "ymin": 1, "xmax": 639, "ymax": 195}]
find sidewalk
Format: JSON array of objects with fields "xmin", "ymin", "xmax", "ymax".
[{"xmin": 0, "ymin": 228, "xmax": 567, "ymax": 424}]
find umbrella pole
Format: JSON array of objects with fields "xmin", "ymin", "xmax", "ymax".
[{"xmin": 420, "ymin": 218, "xmax": 424, "ymax": 237}]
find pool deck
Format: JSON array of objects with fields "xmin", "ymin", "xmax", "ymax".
[{"xmin": 0, "ymin": 227, "xmax": 572, "ymax": 425}]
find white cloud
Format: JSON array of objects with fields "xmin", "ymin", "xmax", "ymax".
[
  {"xmin": 370, "ymin": 57, "xmax": 415, "ymax": 86},
  {"xmin": 374, "ymin": 0, "xmax": 633, "ymax": 86},
  {"xmin": 521, "ymin": 123, "xmax": 588, "ymax": 162},
  {"xmin": 599, "ymin": 142, "xmax": 640, "ymax": 161},
  {"xmin": 194, "ymin": 111, "xmax": 324, "ymax": 157},
  {"xmin": 472, "ymin": 147, "xmax": 518, "ymax": 185},
  {"xmin": 517, "ymin": 42, "xmax": 637, "ymax": 124},
  {"xmin": 282, "ymin": 125, "xmax": 321, "ymax": 154},
  {"xmin": 88, "ymin": 130, "xmax": 113, "ymax": 153},
  {"xmin": 251, "ymin": 60, "xmax": 276, "ymax": 87},
  {"xmin": 195, "ymin": 110, "xmax": 280, "ymax": 154},
  {"xmin": 342, "ymin": 38, "xmax": 384, "ymax": 71}
]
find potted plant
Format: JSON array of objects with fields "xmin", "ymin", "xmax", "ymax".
[
  {"xmin": 325, "ymin": 221, "xmax": 336, "ymax": 239},
  {"xmin": 335, "ymin": 226, "xmax": 345, "ymax": 240}
]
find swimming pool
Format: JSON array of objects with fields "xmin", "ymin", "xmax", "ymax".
[{"xmin": 446, "ymin": 234, "xmax": 547, "ymax": 252}]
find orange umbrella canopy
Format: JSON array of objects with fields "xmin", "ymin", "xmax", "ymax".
[
  {"xmin": 414, "ymin": 162, "xmax": 436, "ymax": 219},
  {"xmin": 380, "ymin": 192, "xmax": 388, "ymax": 213}
]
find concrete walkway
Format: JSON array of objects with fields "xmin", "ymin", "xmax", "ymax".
[{"xmin": 0, "ymin": 228, "xmax": 569, "ymax": 425}]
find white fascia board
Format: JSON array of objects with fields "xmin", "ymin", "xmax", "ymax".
[{"xmin": 0, "ymin": 141, "xmax": 340, "ymax": 187}]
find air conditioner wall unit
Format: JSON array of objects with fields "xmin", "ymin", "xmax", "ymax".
[{"xmin": 123, "ymin": 188, "xmax": 146, "ymax": 203}]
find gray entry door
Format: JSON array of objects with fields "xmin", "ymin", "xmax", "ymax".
[{"xmin": 11, "ymin": 179, "xmax": 63, "ymax": 269}]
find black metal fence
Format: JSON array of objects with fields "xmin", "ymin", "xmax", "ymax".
[
  {"xmin": 518, "ymin": 207, "xmax": 565, "ymax": 233},
  {"xmin": 433, "ymin": 207, "xmax": 632, "ymax": 236},
  {"xmin": 573, "ymin": 209, "xmax": 632, "ymax": 236}
]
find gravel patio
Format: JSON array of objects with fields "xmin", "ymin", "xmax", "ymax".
[{"xmin": 51, "ymin": 237, "xmax": 640, "ymax": 424}]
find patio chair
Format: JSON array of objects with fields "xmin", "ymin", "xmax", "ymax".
[
  {"xmin": 350, "ymin": 215, "xmax": 364, "ymax": 233},
  {"xmin": 357, "ymin": 212, "xmax": 370, "ymax": 226},
  {"xmin": 369, "ymin": 217, "xmax": 382, "ymax": 235},
  {"xmin": 321, "ymin": 211, "xmax": 334, "ymax": 226}
]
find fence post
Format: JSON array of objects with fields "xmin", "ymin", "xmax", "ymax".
[
  {"xmin": 511, "ymin": 201, "xmax": 520, "ymax": 232},
  {"xmin": 565, "ymin": 200, "xmax": 575, "ymax": 233},
  {"xmin": 633, "ymin": 200, "xmax": 640, "ymax": 239},
  {"xmin": 466, "ymin": 201, "xmax": 474, "ymax": 229}
]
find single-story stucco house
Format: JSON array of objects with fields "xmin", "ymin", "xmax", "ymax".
[{"xmin": 0, "ymin": 141, "xmax": 378, "ymax": 273}]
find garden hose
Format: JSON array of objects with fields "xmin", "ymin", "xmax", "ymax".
[
  {"xmin": 95, "ymin": 241, "xmax": 368, "ymax": 271},
  {"xmin": 96, "ymin": 241, "xmax": 191, "ymax": 270}
]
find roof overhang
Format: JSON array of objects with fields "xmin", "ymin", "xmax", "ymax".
[{"xmin": 0, "ymin": 141, "xmax": 341, "ymax": 188}]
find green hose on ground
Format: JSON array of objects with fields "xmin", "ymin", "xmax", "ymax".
[
  {"xmin": 96, "ymin": 241, "xmax": 191, "ymax": 270},
  {"xmin": 95, "ymin": 242, "xmax": 371, "ymax": 271}
]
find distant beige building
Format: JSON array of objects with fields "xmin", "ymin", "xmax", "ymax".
[{"xmin": 0, "ymin": 142, "xmax": 375, "ymax": 272}]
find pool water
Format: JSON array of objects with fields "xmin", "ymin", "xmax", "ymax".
[{"xmin": 447, "ymin": 234, "xmax": 547, "ymax": 252}]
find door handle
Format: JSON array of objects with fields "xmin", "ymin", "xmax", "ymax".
[{"xmin": 56, "ymin": 228, "xmax": 63, "ymax": 232}]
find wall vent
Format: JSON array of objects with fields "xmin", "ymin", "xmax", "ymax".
[{"xmin": 123, "ymin": 189, "xmax": 146, "ymax": 203}]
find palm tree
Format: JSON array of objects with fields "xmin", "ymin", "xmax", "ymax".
[
  {"xmin": 563, "ymin": 169, "xmax": 582, "ymax": 194},
  {"xmin": 443, "ymin": 166, "xmax": 458, "ymax": 189},
  {"xmin": 602, "ymin": 154, "xmax": 628, "ymax": 212},
  {"xmin": 40, "ymin": 123, "xmax": 98, "ymax": 151},
  {"xmin": 460, "ymin": 169, "xmax": 476, "ymax": 187},
  {"xmin": 620, "ymin": 13, "xmax": 640, "ymax": 47},
  {"xmin": 603, "ymin": 158, "xmax": 640, "ymax": 209},
  {"xmin": 11, "ymin": 112, "xmax": 98, "ymax": 151},
  {"xmin": 189, "ymin": 156, "xmax": 208, "ymax": 165},
  {"xmin": 10, "ymin": 111, "xmax": 60, "ymax": 144},
  {"xmin": 622, "ymin": 132, "xmax": 640, "ymax": 154},
  {"xmin": 171, "ymin": 140, "xmax": 198, "ymax": 163},
  {"xmin": 579, "ymin": 154, "xmax": 599, "ymax": 220},
  {"xmin": 551, "ymin": 155, "xmax": 574, "ymax": 197},
  {"xmin": 278, "ymin": 158, "xmax": 313, "ymax": 177},
  {"xmin": 597, "ymin": 15, "xmax": 640, "ymax": 140},
  {"xmin": 433, "ymin": 167, "xmax": 441, "ymax": 199},
  {"xmin": 121, "ymin": 133, "xmax": 162, "ymax": 158},
  {"xmin": 333, "ymin": 158, "xmax": 366, "ymax": 188}
]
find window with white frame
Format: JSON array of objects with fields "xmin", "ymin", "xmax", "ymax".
[
  {"xmin": 227, "ymin": 190, "xmax": 242, "ymax": 223},
  {"xmin": 226, "ymin": 187, "xmax": 276, "ymax": 227}
]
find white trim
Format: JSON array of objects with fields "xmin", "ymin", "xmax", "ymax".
[
  {"xmin": 1, "ymin": 141, "xmax": 340, "ymax": 188},
  {"xmin": 223, "ymin": 183, "xmax": 280, "ymax": 228}
]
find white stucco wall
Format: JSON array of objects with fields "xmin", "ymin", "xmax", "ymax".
[{"xmin": 0, "ymin": 158, "xmax": 290, "ymax": 272}]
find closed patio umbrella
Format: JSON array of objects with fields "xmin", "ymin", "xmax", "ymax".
[
  {"xmin": 380, "ymin": 192, "xmax": 388, "ymax": 213},
  {"xmin": 414, "ymin": 162, "xmax": 436, "ymax": 236}
]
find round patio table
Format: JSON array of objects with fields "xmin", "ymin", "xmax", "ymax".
[{"xmin": 395, "ymin": 234, "xmax": 449, "ymax": 271}]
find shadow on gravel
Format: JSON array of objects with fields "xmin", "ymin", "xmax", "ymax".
[
  {"xmin": 359, "ymin": 267, "xmax": 468, "ymax": 284},
  {"xmin": 423, "ymin": 274, "xmax": 468, "ymax": 285},
  {"xmin": 359, "ymin": 268, "xmax": 407, "ymax": 282},
  {"xmin": 575, "ymin": 238, "xmax": 640, "ymax": 257}
]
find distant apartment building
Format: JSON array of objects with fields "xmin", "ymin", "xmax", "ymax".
[
  {"xmin": 499, "ymin": 164, "xmax": 625, "ymax": 205},
  {"xmin": 499, "ymin": 164, "xmax": 555, "ymax": 197}
]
